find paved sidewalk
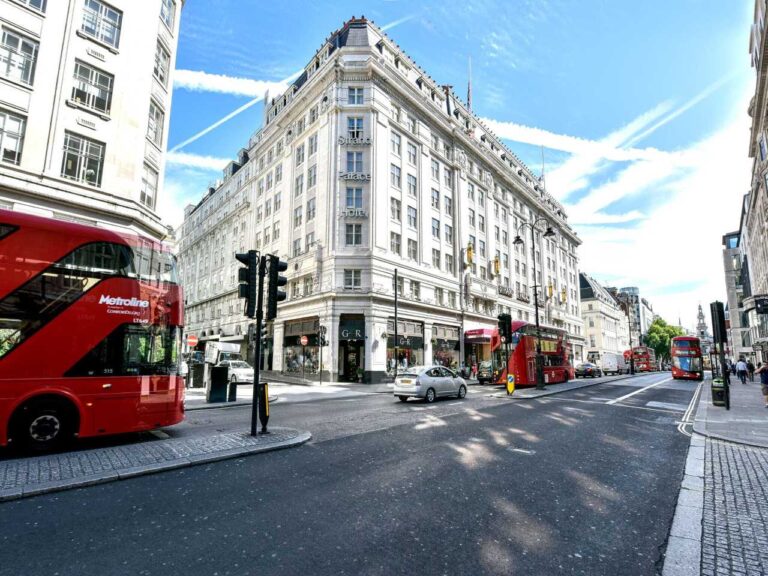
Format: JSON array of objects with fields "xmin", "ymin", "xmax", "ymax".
[
  {"xmin": 663, "ymin": 377, "xmax": 768, "ymax": 575},
  {"xmin": 693, "ymin": 377, "xmax": 768, "ymax": 448},
  {"xmin": 0, "ymin": 427, "xmax": 310, "ymax": 502}
]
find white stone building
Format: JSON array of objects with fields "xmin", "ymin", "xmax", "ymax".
[
  {"xmin": 0, "ymin": 0, "xmax": 183, "ymax": 239},
  {"xmin": 721, "ymin": 230, "xmax": 753, "ymax": 360},
  {"xmin": 579, "ymin": 273, "xmax": 630, "ymax": 363},
  {"xmin": 178, "ymin": 17, "xmax": 584, "ymax": 382}
]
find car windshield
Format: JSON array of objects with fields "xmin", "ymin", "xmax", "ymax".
[
  {"xmin": 479, "ymin": 361, "xmax": 492, "ymax": 369},
  {"xmin": 229, "ymin": 361, "xmax": 251, "ymax": 369}
]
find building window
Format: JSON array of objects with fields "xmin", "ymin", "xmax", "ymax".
[
  {"xmin": 435, "ymin": 287, "xmax": 444, "ymax": 304},
  {"xmin": 407, "ymin": 174, "xmax": 417, "ymax": 197},
  {"xmin": 346, "ymin": 187, "xmax": 363, "ymax": 208},
  {"xmin": 274, "ymin": 192, "xmax": 281, "ymax": 211},
  {"xmin": 348, "ymin": 87, "xmax": 363, "ymax": 105},
  {"xmin": 306, "ymin": 198, "xmax": 316, "ymax": 221},
  {"xmin": 81, "ymin": 0, "xmax": 122, "ymax": 49},
  {"xmin": 408, "ymin": 116, "xmax": 418, "ymax": 134},
  {"xmin": 390, "ymin": 232, "xmax": 401, "ymax": 255},
  {"xmin": 18, "ymin": 0, "xmax": 46, "ymax": 12},
  {"xmin": 307, "ymin": 165, "xmax": 317, "ymax": 189},
  {"xmin": 140, "ymin": 164, "xmax": 158, "ymax": 209},
  {"xmin": 293, "ymin": 206, "xmax": 302, "ymax": 227},
  {"xmin": 479, "ymin": 240, "xmax": 486, "ymax": 257},
  {"xmin": 407, "ymin": 239, "xmax": 418, "ymax": 260},
  {"xmin": 0, "ymin": 28, "xmax": 38, "ymax": 86},
  {"xmin": 445, "ymin": 224, "xmax": 453, "ymax": 244},
  {"xmin": 273, "ymin": 223, "xmax": 280, "ymax": 240},
  {"xmin": 296, "ymin": 144, "xmax": 305, "ymax": 166},
  {"xmin": 445, "ymin": 254, "xmax": 454, "ymax": 274},
  {"xmin": 0, "ymin": 109, "xmax": 25, "ymax": 165},
  {"xmin": 390, "ymin": 197, "xmax": 401, "ymax": 221},
  {"xmin": 61, "ymin": 131, "xmax": 105, "ymax": 187},
  {"xmin": 275, "ymin": 164, "xmax": 283, "ymax": 182},
  {"xmin": 431, "ymin": 218, "xmax": 440, "ymax": 239},
  {"xmin": 430, "ymin": 189, "xmax": 440, "ymax": 209},
  {"xmin": 294, "ymin": 174, "xmax": 304, "ymax": 197},
  {"xmin": 160, "ymin": 0, "xmax": 176, "ymax": 29},
  {"xmin": 432, "ymin": 249, "xmax": 441, "ymax": 268},
  {"xmin": 444, "ymin": 168, "xmax": 453, "ymax": 188},
  {"xmin": 411, "ymin": 280, "xmax": 420, "ymax": 300},
  {"xmin": 72, "ymin": 60, "xmax": 113, "ymax": 115},
  {"xmin": 394, "ymin": 275, "xmax": 404, "ymax": 295},
  {"xmin": 308, "ymin": 134, "xmax": 318, "ymax": 156},
  {"xmin": 431, "ymin": 159, "xmax": 439, "ymax": 180},
  {"xmin": 444, "ymin": 196, "xmax": 453, "ymax": 216},
  {"xmin": 469, "ymin": 209, "xmax": 475, "ymax": 227},
  {"xmin": 407, "ymin": 206, "xmax": 417, "ymax": 228},
  {"xmin": 448, "ymin": 291, "xmax": 456, "ymax": 308},
  {"xmin": 304, "ymin": 276, "xmax": 314, "ymax": 295},
  {"xmin": 293, "ymin": 239, "xmax": 302, "ymax": 257},
  {"xmin": 147, "ymin": 100, "xmax": 165, "ymax": 147},
  {"xmin": 346, "ymin": 224, "xmax": 362, "ymax": 246},
  {"xmin": 309, "ymin": 106, "xmax": 318, "ymax": 123},
  {"xmin": 479, "ymin": 215, "xmax": 485, "ymax": 233},
  {"xmin": 344, "ymin": 269, "xmax": 361, "ymax": 290},
  {"xmin": 391, "ymin": 132, "xmax": 401, "ymax": 155},
  {"xmin": 390, "ymin": 164, "xmax": 401, "ymax": 188},
  {"xmin": 407, "ymin": 142, "xmax": 417, "ymax": 165},
  {"xmin": 348, "ymin": 117, "xmax": 363, "ymax": 138},
  {"xmin": 347, "ymin": 151, "xmax": 362, "ymax": 172},
  {"xmin": 153, "ymin": 42, "xmax": 171, "ymax": 87},
  {"xmin": 305, "ymin": 232, "xmax": 315, "ymax": 249}
]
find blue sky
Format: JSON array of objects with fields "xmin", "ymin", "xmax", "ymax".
[{"xmin": 162, "ymin": 0, "xmax": 756, "ymax": 330}]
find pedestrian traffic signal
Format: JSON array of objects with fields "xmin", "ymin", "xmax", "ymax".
[
  {"xmin": 497, "ymin": 313, "xmax": 512, "ymax": 340},
  {"xmin": 235, "ymin": 250, "xmax": 259, "ymax": 318},
  {"xmin": 266, "ymin": 254, "xmax": 288, "ymax": 321},
  {"xmin": 261, "ymin": 323, "xmax": 269, "ymax": 343}
]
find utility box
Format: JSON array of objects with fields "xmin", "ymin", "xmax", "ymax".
[{"xmin": 207, "ymin": 366, "xmax": 229, "ymax": 403}]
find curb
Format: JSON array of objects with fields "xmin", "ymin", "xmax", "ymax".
[
  {"xmin": 662, "ymin": 433, "xmax": 705, "ymax": 576},
  {"xmin": 0, "ymin": 430, "xmax": 311, "ymax": 503},
  {"xmin": 185, "ymin": 394, "xmax": 279, "ymax": 411}
]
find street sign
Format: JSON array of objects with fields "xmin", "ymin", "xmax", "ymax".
[
  {"xmin": 186, "ymin": 334, "xmax": 198, "ymax": 347},
  {"xmin": 506, "ymin": 374, "xmax": 515, "ymax": 395},
  {"xmin": 300, "ymin": 335, "xmax": 309, "ymax": 346}
]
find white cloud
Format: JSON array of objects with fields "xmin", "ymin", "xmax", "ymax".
[
  {"xmin": 166, "ymin": 151, "xmax": 230, "ymax": 171},
  {"xmin": 173, "ymin": 69, "xmax": 291, "ymax": 98}
]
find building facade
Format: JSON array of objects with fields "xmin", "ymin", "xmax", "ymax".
[
  {"xmin": 178, "ymin": 18, "xmax": 585, "ymax": 382},
  {"xmin": 0, "ymin": 0, "xmax": 182, "ymax": 239},
  {"xmin": 579, "ymin": 273, "xmax": 630, "ymax": 361},
  {"xmin": 721, "ymin": 230, "xmax": 753, "ymax": 360},
  {"xmin": 607, "ymin": 287, "xmax": 653, "ymax": 346}
]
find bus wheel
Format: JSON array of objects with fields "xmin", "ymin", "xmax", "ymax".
[{"xmin": 11, "ymin": 398, "xmax": 77, "ymax": 453}]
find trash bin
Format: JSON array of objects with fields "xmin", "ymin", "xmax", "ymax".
[
  {"xmin": 228, "ymin": 381, "xmax": 238, "ymax": 402},
  {"xmin": 207, "ymin": 366, "xmax": 229, "ymax": 403},
  {"xmin": 711, "ymin": 378, "xmax": 726, "ymax": 407}
]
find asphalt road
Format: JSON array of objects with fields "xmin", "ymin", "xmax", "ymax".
[{"xmin": 0, "ymin": 372, "xmax": 699, "ymax": 576}]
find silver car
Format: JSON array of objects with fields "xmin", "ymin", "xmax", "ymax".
[
  {"xmin": 218, "ymin": 360, "xmax": 254, "ymax": 383},
  {"xmin": 393, "ymin": 366, "xmax": 467, "ymax": 403}
]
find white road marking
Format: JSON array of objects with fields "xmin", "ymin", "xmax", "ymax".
[
  {"xmin": 646, "ymin": 401, "xmax": 689, "ymax": 412},
  {"xmin": 606, "ymin": 377, "xmax": 673, "ymax": 404}
]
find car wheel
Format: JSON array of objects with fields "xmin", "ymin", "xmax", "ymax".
[
  {"xmin": 425, "ymin": 388, "xmax": 436, "ymax": 403},
  {"xmin": 398, "ymin": 396, "xmax": 408, "ymax": 402},
  {"xmin": 457, "ymin": 385, "xmax": 467, "ymax": 399}
]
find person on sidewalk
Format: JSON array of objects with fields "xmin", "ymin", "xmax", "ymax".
[
  {"xmin": 747, "ymin": 359, "xmax": 756, "ymax": 382},
  {"xmin": 756, "ymin": 363, "xmax": 768, "ymax": 408},
  {"xmin": 736, "ymin": 358, "xmax": 748, "ymax": 384}
]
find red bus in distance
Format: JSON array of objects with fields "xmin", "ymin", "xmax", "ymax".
[
  {"xmin": 0, "ymin": 209, "xmax": 185, "ymax": 451},
  {"xmin": 491, "ymin": 321, "xmax": 573, "ymax": 386},
  {"xmin": 670, "ymin": 336, "xmax": 703, "ymax": 381},
  {"xmin": 624, "ymin": 346, "xmax": 657, "ymax": 372}
]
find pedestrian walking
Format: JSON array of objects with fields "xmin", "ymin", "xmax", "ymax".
[
  {"xmin": 747, "ymin": 359, "xmax": 756, "ymax": 382},
  {"xmin": 736, "ymin": 358, "xmax": 748, "ymax": 385},
  {"xmin": 756, "ymin": 363, "xmax": 768, "ymax": 408}
]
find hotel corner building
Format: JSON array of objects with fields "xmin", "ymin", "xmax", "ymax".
[
  {"xmin": 579, "ymin": 273, "xmax": 630, "ymax": 361},
  {"xmin": 178, "ymin": 17, "xmax": 585, "ymax": 383},
  {"xmin": 0, "ymin": 0, "xmax": 182, "ymax": 239},
  {"xmin": 740, "ymin": 0, "xmax": 768, "ymax": 361}
]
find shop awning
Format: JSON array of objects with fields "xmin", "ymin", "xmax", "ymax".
[{"xmin": 464, "ymin": 328, "xmax": 496, "ymax": 343}]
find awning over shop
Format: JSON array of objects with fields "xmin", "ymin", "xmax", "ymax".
[{"xmin": 464, "ymin": 328, "xmax": 496, "ymax": 343}]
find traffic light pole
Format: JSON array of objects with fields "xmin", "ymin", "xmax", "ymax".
[{"xmin": 251, "ymin": 255, "xmax": 266, "ymax": 436}]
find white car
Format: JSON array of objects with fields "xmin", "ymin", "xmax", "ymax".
[
  {"xmin": 393, "ymin": 365, "xmax": 467, "ymax": 403},
  {"xmin": 218, "ymin": 360, "xmax": 254, "ymax": 383}
]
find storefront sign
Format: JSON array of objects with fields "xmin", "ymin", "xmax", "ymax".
[
  {"xmin": 340, "ymin": 208, "xmax": 368, "ymax": 218},
  {"xmin": 338, "ymin": 137, "xmax": 372, "ymax": 145},
  {"xmin": 464, "ymin": 328, "xmax": 494, "ymax": 343},
  {"xmin": 338, "ymin": 172, "xmax": 371, "ymax": 181},
  {"xmin": 387, "ymin": 335, "xmax": 424, "ymax": 349},
  {"xmin": 339, "ymin": 318, "xmax": 365, "ymax": 341}
]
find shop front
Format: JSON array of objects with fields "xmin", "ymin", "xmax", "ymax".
[
  {"xmin": 338, "ymin": 315, "xmax": 365, "ymax": 382},
  {"xmin": 432, "ymin": 324, "xmax": 460, "ymax": 370},
  {"xmin": 387, "ymin": 318, "xmax": 424, "ymax": 373},
  {"xmin": 283, "ymin": 317, "xmax": 320, "ymax": 377},
  {"xmin": 464, "ymin": 328, "xmax": 496, "ymax": 375}
]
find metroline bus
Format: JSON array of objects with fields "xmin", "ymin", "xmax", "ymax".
[
  {"xmin": 0, "ymin": 209, "xmax": 184, "ymax": 451},
  {"xmin": 624, "ymin": 346, "xmax": 657, "ymax": 372},
  {"xmin": 670, "ymin": 336, "xmax": 703, "ymax": 380},
  {"xmin": 491, "ymin": 321, "xmax": 573, "ymax": 386}
]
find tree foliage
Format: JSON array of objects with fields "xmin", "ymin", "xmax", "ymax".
[{"xmin": 645, "ymin": 317, "xmax": 685, "ymax": 362}]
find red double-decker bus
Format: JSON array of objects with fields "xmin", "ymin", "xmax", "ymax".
[
  {"xmin": 491, "ymin": 321, "xmax": 573, "ymax": 386},
  {"xmin": 670, "ymin": 336, "xmax": 703, "ymax": 380},
  {"xmin": 624, "ymin": 346, "xmax": 657, "ymax": 372},
  {"xmin": 0, "ymin": 209, "xmax": 184, "ymax": 451}
]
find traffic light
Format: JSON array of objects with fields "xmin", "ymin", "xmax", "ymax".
[
  {"xmin": 497, "ymin": 313, "xmax": 512, "ymax": 340},
  {"xmin": 319, "ymin": 325, "xmax": 328, "ymax": 346},
  {"xmin": 235, "ymin": 250, "xmax": 259, "ymax": 318},
  {"xmin": 266, "ymin": 254, "xmax": 288, "ymax": 321},
  {"xmin": 261, "ymin": 322, "xmax": 269, "ymax": 344}
]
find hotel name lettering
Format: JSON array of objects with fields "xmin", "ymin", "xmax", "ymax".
[
  {"xmin": 338, "ymin": 172, "xmax": 371, "ymax": 181},
  {"xmin": 338, "ymin": 137, "xmax": 372, "ymax": 145},
  {"xmin": 340, "ymin": 208, "xmax": 368, "ymax": 218}
]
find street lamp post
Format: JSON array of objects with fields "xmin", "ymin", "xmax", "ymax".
[{"xmin": 513, "ymin": 219, "xmax": 556, "ymax": 390}]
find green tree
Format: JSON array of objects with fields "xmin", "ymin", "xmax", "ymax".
[{"xmin": 645, "ymin": 317, "xmax": 685, "ymax": 363}]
